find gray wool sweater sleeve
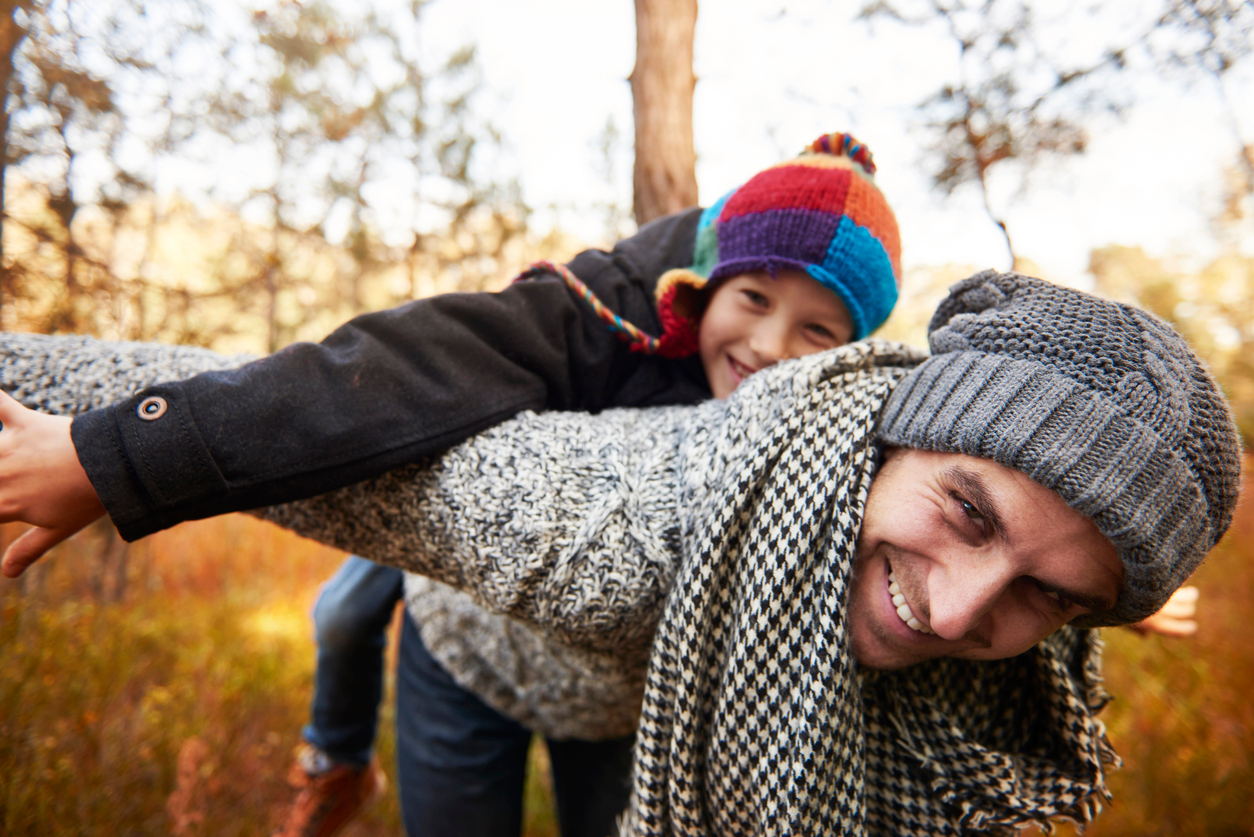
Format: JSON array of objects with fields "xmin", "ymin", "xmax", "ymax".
[{"xmin": 260, "ymin": 399, "xmax": 705, "ymax": 659}]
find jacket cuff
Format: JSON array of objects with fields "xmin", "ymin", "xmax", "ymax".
[{"xmin": 71, "ymin": 387, "xmax": 228, "ymax": 541}]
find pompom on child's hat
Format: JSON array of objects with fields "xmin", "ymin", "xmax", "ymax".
[{"xmin": 652, "ymin": 132, "xmax": 903, "ymax": 357}]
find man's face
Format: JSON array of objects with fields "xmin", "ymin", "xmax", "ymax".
[
  {"xmin": 698, "ymin": 269, "xmax": 854, "ymax": 399},
  {"xmin": 848, "ymin": 448, "xmax": 1124, "ymax": 670}
]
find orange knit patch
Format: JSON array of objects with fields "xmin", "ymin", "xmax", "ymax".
[{"xmin": 843, "ymin": 176, "xmax": 902, "ymax": 282}]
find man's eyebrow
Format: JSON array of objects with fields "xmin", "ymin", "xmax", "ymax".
[
  {"xmin": 940, "ymin": 465, "xmax": 1007, "ymax": 541},
  {"xmin": 1041, "ymin": 581, "xmax": 1116, "ymax": 614}
]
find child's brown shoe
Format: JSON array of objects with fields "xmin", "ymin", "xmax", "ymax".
[{"xmin": 272, "ymin": 745, "xmax": 386, "ymax": 837}]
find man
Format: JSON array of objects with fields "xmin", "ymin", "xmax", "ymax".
[{"xmin": 0, "ymin": 271, "xmax": 1241, "ymax": 835}]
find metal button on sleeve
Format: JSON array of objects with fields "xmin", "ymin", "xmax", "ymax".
[{"xmin": 136, "ymin": 395, "xmax": 168, "ymax": 421}]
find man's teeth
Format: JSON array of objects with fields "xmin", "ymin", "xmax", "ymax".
[{"xmin": 888, "ymin": 571, "xmax": 935, "ymax": 635}]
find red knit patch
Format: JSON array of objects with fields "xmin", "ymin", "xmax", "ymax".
[
  {"xmin": 719, "ymin": 164, "xmax": 851, "ymax": 221},
  {"xmin": 649, "ymin": 282, "xmax": 701, "ymax": 358}
]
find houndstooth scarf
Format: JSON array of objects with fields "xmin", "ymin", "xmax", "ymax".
[
  {"xmin": 608, "ymin": 344, "xmax": 1115, "ymax": 837},
  {"xmin": 1, "ymin": 334, "xmax": 1118, "ymax": 836}
]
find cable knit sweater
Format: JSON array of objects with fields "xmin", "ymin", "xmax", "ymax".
[{"xmin": 2, "ymin": 332, "xmax": 1119, "ymax": 837}]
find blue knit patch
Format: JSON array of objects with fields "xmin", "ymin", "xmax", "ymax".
[
  {"xmin": 816, "ymin": 216, "xmax": 898, "ymax": 338},
  {"xmin": 692, "ymin": 192, "xmax": 733, "ymax": 278}
]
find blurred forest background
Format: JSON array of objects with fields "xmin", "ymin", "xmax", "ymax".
[{"xmin": 1, "ymin": 0, "xmax": 1252, "ymax": 835}]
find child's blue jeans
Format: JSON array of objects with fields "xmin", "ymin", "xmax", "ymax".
[
  {"xmin": 304, "ymin": 555, "xmax": 636, "ymax": 835},
  {"xmin": 303, "ymin": 555, "xmax": 404, "ymax": 767},
  {"xmin": 395, "ymin": 612, "xmax": 635, "ymax": 837}
]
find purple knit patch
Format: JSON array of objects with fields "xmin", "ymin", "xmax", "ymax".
[
  {"xmin": 714, "ymin": 208, "xmax": 841, "ymax": 269},
  {"xmin": 707, "ymin": 256, "xmax": 812, "ymax": 285}
]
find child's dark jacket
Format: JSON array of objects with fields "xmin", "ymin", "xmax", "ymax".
[{"xmin": 68, "ymin": 209, "xmax": 708, "ymax": 541}]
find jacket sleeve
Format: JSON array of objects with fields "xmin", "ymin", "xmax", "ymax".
[{"xmin": 69, "ymin": 208, "xmax": 708, "ymax": 541}]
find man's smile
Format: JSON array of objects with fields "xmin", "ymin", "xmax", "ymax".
[{"xmin": 887, "ymin": 569, "xmax": 934, "ymax": 635}]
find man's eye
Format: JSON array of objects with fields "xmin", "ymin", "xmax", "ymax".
[
  {"xmin": 955, "ymin": 495, "xmax": 986, "ymax": 529},
  {"xmin": 1032, "ymin": 579, "xmax": 1072, "ymax": 612}
]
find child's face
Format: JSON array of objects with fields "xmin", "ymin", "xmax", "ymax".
[{"xmin": 698, "ymin": 269, "xmax": 854, "ymax": 399}]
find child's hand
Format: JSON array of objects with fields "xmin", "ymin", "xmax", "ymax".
[
  {"xmin": 0, "ymin": 390, "xmax": 107, "ymax": 577},
  {"xmin": 1127, "ymin": 585, "xmax": 1200, "ymax": 637}
]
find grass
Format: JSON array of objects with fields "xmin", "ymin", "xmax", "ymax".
[
  {"xmin": 0, "ymin": 515, "xmax": 556, "ymax": 836},
  {"xmin": 2, "ymin": 464, "xmax": 1252, "ymax": 835}
]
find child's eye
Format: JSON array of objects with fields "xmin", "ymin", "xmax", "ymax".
[
  {"xmin": 805, "ymin": 323, "xmax": 837, "ymax": 342},
  {"xmin": 741, "ymin": 290, "xmax": 769, "ymax": 307}
]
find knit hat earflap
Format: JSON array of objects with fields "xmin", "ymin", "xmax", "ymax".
[
  {"xmin": 876, "ymin": 270, "xmax": 1243, "ymax": 626},
  {"xmin": 653, "ymin": 131, "xmax": 903, "ymax": 357}
]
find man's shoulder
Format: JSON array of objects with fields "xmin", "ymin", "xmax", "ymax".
[
  {"xmin": 826, "ymin": 339, "xmax": 928, "ymax": 375},
  {"xmin": 702, "ymin": 341, "xmax": 926, "ymax": 465},
  {"xmin": 747, "ymin": 340, "xmax": 927, "ymax": 401}
]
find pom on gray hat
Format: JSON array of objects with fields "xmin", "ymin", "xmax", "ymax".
[{"xmin": 876, "ymin": 270, "xmax": 1242, "ymax": 626}]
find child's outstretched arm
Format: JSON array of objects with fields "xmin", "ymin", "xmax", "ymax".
[
  {"xmin": 59, "ymin": 211, "xmax": 705, "ymax": 544},
  {"xmin": 1127, "ymin": 585, "xmax": 1200, "ymax": 637},
  {"xmin": 0, "ymin": 391, "xmax": 106, "ymax": 576},
  {"xmin": 0, "ymin": 332, "xmax": 256, "ymax": 576}
]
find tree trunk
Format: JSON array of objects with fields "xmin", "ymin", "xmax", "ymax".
[
  {"xmin": 0, "ymin": 2, "xmax": 33, "ymax": 315},
  {"xmin": 630, "ymin": 0, "xmax": 698, "ymax": 225}
]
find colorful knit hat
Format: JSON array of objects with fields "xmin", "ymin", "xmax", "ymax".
[{"xmin": 651, "ymin": 132, "xmax": 902, "ymax": 357}]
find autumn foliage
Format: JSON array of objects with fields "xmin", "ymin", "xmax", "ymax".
[{"xmin": 0, "ymin": 515, "xmax": 561, "ymax": 836}]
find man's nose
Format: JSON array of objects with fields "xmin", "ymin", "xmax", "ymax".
[{"xmin": 926, "ymin": 562, "xmax": 1011, "ymax": 642}]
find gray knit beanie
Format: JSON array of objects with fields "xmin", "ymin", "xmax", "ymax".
[{"xmin": 876, "ymin": 270, "xmax": 1242, "ymax": 627}]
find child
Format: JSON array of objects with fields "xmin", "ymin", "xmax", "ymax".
[{"xmin": 0, "ymin": 133, "xmax": 903, "ymax": 837}]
